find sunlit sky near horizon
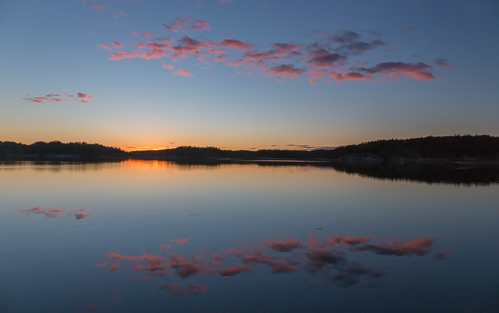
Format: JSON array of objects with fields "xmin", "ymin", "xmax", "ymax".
[{"xmin": 1, "ymin": 0, "xmax": 498, "ymax": 151}]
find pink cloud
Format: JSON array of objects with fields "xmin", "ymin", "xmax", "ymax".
[
  {"xmin": 307, "ymin": 78, "xmax": 318, "ymax": 85},
  {"xmin": 114, "ymin": 10, "xmax": 126, "ymax": 19},
  {"xmin": 218, "ymin": 265, "xmax": 251, "ymax": 276},
  {"xmin": 22, "ymin": 94, "xmax": 92, "ymax": 103},
  {"xmin": 101, "ymin": 25, "xmax": 446, "ymax": 84},
  {"xmin": 273, "ymin": 43, "xmax": 303, "ymax": 55},
  {"xmin": 307, "ymin": 49, "xmax": 347, "ymax": 69},
  {"xmin": 266, "ymin": 64, "xmax": 306, "ymax": 80},
  {"xmin": 309, "ymin": 69, "xmax": 325, "ymax": 79},
  {"xmin": 131, "ymin": 31, "xmax": 157, "ymax": 39},
  {"xmin": 434, "ymin": 58, "xmax": 456, "ymax": 70},
  {"xmin": 112, "ymin": 42, "xmax": 123, "ymax": 49},
  {"xmin": 172, "ymin": 237, "xmax": 192, "ymax": 244},
  {"xmin": 328, "ymin": 71, "xmax": 374, "ymax": 82},
  {"xmin": 218, "ymin": 0, "xmax": 232, "ymax": 3},
  {"xmin": 161, "ymin": 244, "xmax": 172, "ymax": 251},
  {"xmin": 163, "ymin": 18, "xmax": 211, "ymax": 33},
  {"xmin": 191, "ymin": 20, "xmax": 211, "ymax": 32},
  {"xmin": 357, "ymin": 62, "xmax": 435, "ymax": 81},
  {"xmin": 220, "ymin": 39, "xmax": 255, "ymax": 51},
  {"xmin": 244, "ymin": 51, "xmax": 280, "ymax": 61},
  {"xmin": 162, "ymin": 63, "xmax": 174, "ymax": 70},
  {"xmin": 172, "ymin": 69, "xmax": 193, "ymax": 77},
  {"xmin": 109, "ymin": 263, "xmax": 121, "ymax": 272},
  {"xmin": 91, "ymin": 4, "xmax": 104, "ymax": 11},
  {"xmin": 225, "ymin": 58, "xmax": 247, "ymax": 67},
  {"xmin": 110, "ymin": 49, "xmax": 168, "ymax": 61},
  {"xmin": 77, "ymin": 93, "xmax": 93, "ymax": 99},
  {"xmin": 22, "ymin": 94, "xmax": 76, "ymax": 104}
]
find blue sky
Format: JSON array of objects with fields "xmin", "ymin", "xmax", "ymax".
[{"xmin": 0, "ymin": 0, "xmax": 498, "ymax": 150}]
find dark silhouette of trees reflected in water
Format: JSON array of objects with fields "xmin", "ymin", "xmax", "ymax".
[
  {"xmin": 152, "ymin": 160, "xmax": 499, "ymax": 186},
  {"xmin": 329, "ymin": 162, "xmax": 499, "ymax": 186}
]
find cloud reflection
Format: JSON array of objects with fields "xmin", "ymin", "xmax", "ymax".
[
  {"xmin": 100, "ymin": 233, "xmax": 448, "ymax": 296},
  {"xmin": 21, "ymin": 207, "xmax": 92, "ymax": 220},
  {"xmin": 160, "ymin": 283, "xmax": 208, "ymax": 297}
]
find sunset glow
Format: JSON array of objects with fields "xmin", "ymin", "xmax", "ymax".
[{"xmin": 1, "ymin": 0, "xmax": 497, "ymax": 148}]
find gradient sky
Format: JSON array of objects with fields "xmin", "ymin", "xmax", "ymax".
[{"xmin": 1, "ymin": 0, "xmax": 498, "ymax": 150}]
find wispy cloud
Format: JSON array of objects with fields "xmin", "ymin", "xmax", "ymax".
[
  {"xmin": 434, "ymin": 58, "xmax": 456, "ymax": 69},
  {"xmin": 23, "ymin": 93, "xmax": 94, "ymax": 104},
  {"xmin": 172, "ymin": 69, "xmax": 193, "ymax": 77},
  {"xmin": 162, "ymin": 63, "xmax": 174, "ymax": 70},
  {"xmin": 220, "ymin": 39, "xmax": 255, "ymax": 51},
  {"xmin": 266, "ymin": 64, "xmax": 306, "ymax": 80},
  {"xmin": 328, "ymin": 71, "xmax": 374, "ymax": 82},
  {"xmin": 306, "ymin": 49, "xmax": 347, "ymax": 69},
  {"xmin": 91, "ymin": 4, "xmax": 104, "ymax": 11},
  {"xmin": 163, "ymin": 18, "xmax": 211, "ymax": 33},
  {"xmin": 172, "ymin": 237, "xmax": 192, "ymax": 245},
  {"xmin": 100, "ymin": 23, "xmax": 448, "ymax": 83},
  {"xmin": 356, "ymin": 62, "xmax": 435, "ymax": 81},
  {"xmin": 21, "ymin": 207, "xmax": 91, "ymax": 219},
  {"xmin": 131, "ymin": 31, "xmax": 157, "ymax": 38}
]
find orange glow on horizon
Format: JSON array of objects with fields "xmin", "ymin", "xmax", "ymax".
[{"xmin": 123, "ymin": 146, "xmax": 173, "ymax": 152}]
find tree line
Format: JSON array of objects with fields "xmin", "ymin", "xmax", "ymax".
[
  {"xmin": 0, "ymin": 141, "xmax": 126, "ymax": 160},
  {"xmin": 2, "ymin": 135, "xmax": 498, "ymax": 161}
]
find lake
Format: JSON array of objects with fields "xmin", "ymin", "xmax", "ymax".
[{"xmin": 1, "ymin": 160, "xmax": 498, "ymax": 313}]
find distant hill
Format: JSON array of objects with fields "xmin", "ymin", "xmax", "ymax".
[
  {"xmin": 129, "ymin": 146, "xmax": 329, "ymax": 160},
  {"xmin": 0, "ymin": 141, "xmax": 126, "ymax": 160},
  {"xmin": 2, "ymin": 135, "xmax": 498, "ymax": 163},
  {"xmin": 324, "ymin": 135, "xmax": 499, "ymax": 162},
  {"xmin": 130, "ymin": 135, "xmax": 499, "ymax": 163}
]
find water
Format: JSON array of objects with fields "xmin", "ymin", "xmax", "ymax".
[{"xmin": 1, "ymin": 160, "xmax": 498, "ymax": 313}]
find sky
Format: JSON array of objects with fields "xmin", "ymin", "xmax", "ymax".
[{"xmin": 0, "ymin": 0, "xmax": 498, "ymax": 151}]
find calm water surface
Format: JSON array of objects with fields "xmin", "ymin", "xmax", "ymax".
[{"xmin": 1, "ymin": 160, "xmax": 498, "ymax": 312}]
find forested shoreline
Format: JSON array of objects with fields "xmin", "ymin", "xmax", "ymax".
[{"xmin": 1, "ymin": 135, "xmax": 498, "ymax": 163}]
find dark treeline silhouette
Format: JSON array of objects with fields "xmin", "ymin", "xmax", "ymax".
[
  {"xmin": 2, "ymin": 135, "xmax": 498, "ymax": 163},
  {"xmin": 325, "ymin": 135, "xmax": 499, "ymax": 160},
  {"xmin": 0, "ymin": 141, "xmax": 126, "ymax": 160},
  {"xmin": 129, "ymin": 146, "xmax": 329, "ymax": 160},
  {"xmin": 130, "ymin": 135, "xmax": 499, "ymax": 163}
]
